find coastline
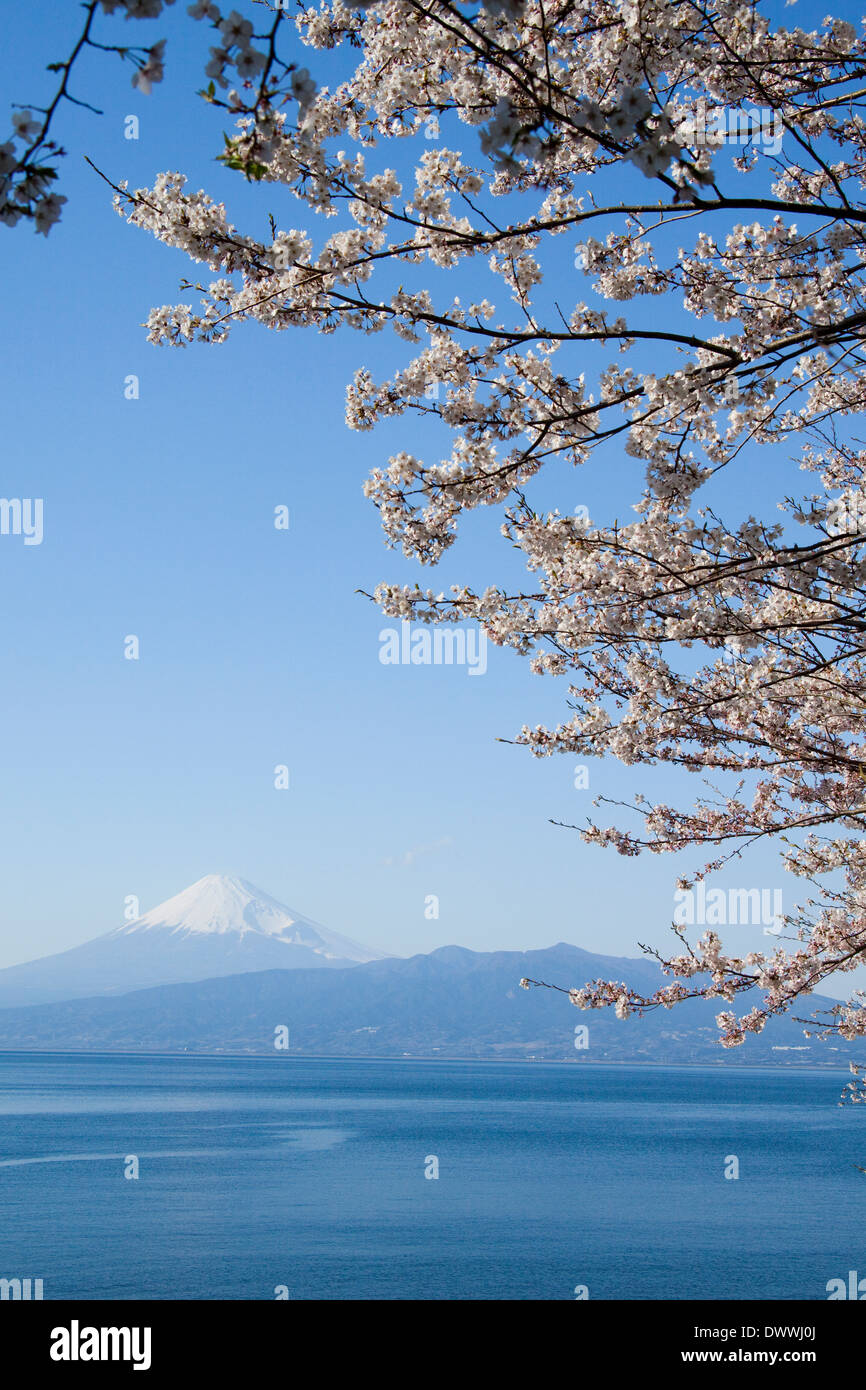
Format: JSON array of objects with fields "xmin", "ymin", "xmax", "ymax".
[{"xmin": 0, "ymin": 1047, "xmax": 854, "ymax": 1077}]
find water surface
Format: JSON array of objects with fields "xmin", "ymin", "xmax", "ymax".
[{"xmin": 0, "ymin": 1052, "xmax": 862, "ymax": 1300}]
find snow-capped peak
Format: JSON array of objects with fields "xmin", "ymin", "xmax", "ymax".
[{"xmin": 112, "ymin": 873, "xmax": 383, "ymax": 963}]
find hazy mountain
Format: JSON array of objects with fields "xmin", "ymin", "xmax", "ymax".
[
  {"xmin": 0, "ymin": 874, "xmax": 386, "ymax": 1009},
  {"xmin": 0, "ymin": 941, "xmax": 852, "ymax": 1068}
]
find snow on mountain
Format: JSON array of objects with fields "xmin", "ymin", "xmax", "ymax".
[
  {"xmin": 112, "ymin": 874, "xmax": 379, "ymax": 959},
  {"xmin": 0, "ymin": 874, "xmax": 387, "ymax": 1009}
]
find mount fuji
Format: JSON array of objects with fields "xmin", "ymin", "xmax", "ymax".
[{"xmin": 0, "ymin": 874, "xmax": 387, "ymax": 1009}]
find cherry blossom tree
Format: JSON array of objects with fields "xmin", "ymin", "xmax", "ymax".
[
  {"xmin": 0, "ymin": 1, "xmax": 181, "ymax": 233},
  {"xmin": 10, "ymin": 0, "xmax": 866, "ymax": 1087}
]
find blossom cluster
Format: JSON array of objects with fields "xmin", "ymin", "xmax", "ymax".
[{"xmin": 2, "ymin": 0, "xmax": 181, "ymax": 232}]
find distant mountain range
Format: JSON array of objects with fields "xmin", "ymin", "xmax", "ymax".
[
  {"xmin": 0, "ymin": 875, "xmax": 385, "ymax": 1009},
  {"xmin": 0, "ymin": 938, "xmax": 854, "ymax": 1068}
]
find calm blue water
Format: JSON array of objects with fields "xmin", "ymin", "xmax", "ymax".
[{"xmin": 0, "ymin": 1052, "xmax": 864, "ymax": 1300}]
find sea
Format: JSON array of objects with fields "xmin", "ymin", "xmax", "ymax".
[{"xmin": 0, "ymin": 1052, "xmax": 864, "ymax": 1301}]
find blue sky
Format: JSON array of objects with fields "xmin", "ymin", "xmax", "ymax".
[{"xmin": 0, "ymin": 0, "xmax": 853, "ymax": 998}]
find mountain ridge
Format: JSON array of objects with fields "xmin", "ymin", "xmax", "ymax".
[{"xmin": 0, "ymin": 940, "xmax": 852, "ymax": 1068}]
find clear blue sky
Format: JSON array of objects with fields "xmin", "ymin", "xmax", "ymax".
[{"xmin": 0, "ymin": 0, "xmax": 852, "ymax": 999}]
